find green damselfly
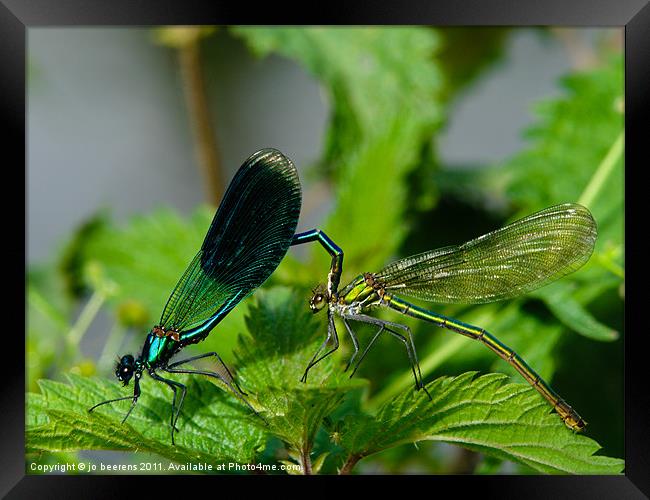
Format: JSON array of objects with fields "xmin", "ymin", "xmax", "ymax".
[{"xmin": 305, "ymin": 203, "xmax": 597, "ymax": 431}]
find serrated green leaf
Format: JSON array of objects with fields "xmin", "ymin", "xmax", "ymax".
[
  {"xmin": 233, "ymin": 27, "xmax": 441, "ymax": 148},
  {"xmin": 235, "ymin": 288, "xmax": 365, "ymax": 453},
  {"xmin": 81, "ymin": 207, "xmax": 212, "ymax": 316},
  {"xmin": 369, "ymin": 301, "xmax": 561, "ymax": 409},
  {"xmin": 496, "ymin": 54, "xmax": 624, "ymax": 289},
  {"xmin": 500, "ymin": 54, "xmax": 623, "ymax": 213},
  {"xmin": 233, "ymin": 27, "xmax": 444, "ymax": 278},
  {"xmin": 27, "ymin": 29, "xmax": 623, "ymax": 475},
  {"xmin": 27, "ymin": 374, "xmax": 266, "ymax": 465},
  {"xmin": 79, "ymin": 206, "xmax": 248, "ymax": 361},
  {"xmin": 449, "ymin": 54, "xmax": 624, "ymax": 282},
  {"xmin": 27, "ymin": 286, "xmax": 622, "ymax": 475},
  {"xmin": 340, "ymin": 372, "xmax": 624, "ymax": 475},
  {"xmin": 424, "ymin": 54, "xmax": 623, "ymax": 405},
  {"xmin": 27, "ymin": 287, "xmax": 363, "ymax": 473}
]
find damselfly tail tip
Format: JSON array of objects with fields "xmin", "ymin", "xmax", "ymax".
[
  {"xmin": 567, "ymin": 417, "xmax": 587, "ymax": 433},
  {"xmin": 556, "ymin": 399, "xmax": 587, "ymax": 432}
]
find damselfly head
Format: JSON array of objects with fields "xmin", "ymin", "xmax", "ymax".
[
  {"xmin": 309, "ymin": 284, "xmax": 328, "ymax": 314},
  {"xmin": 115, "ymin": 354, "xmax": 136, "ymax": 386}
]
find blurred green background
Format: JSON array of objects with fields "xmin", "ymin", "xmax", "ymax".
[{"xmin": 27, "ymin": 26, "xmax": 623, "ymax": 474}]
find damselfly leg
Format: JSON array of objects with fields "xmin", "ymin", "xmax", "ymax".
[
  {"xmin": 342, "ymin": 313, "xmax": 430, "ymax": 399},
  {"xmin": 300, "ymin": 310, "xmax": 339, "ymax": 383}
]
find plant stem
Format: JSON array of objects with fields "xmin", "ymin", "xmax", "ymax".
[
  {"xmin": 68, "ymin": 290, "xmax": 105, "ymax": 347},
  {"xmin": 178, "ymin": 35, "xmax": 223, "ymax": 205},
  {"xmin": 339, "ymin": 454, "xmax": 362, "ymax": 475},
  {"xmin": 578, "ymin": 131, "xmax": 624, "ymax": 208},
  {"xmin": 97, "ymin": 323, "xmax": 127, "ymax": 372},
  {"xmin": 301, "ymin": 448, "xmax": 313, "ymax": 475}
]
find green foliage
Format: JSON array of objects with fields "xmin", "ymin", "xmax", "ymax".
[
  {"xmin": 27, "ymin": 265, "xmax": 78, "ymax": 389},
  {"xmin": 27, "ymin": 28, "xmax": 624, "ymax": 474},
  {"xmin": 80, "ymin": 207, "xmax": 212, "ymax": 317},
  {"xmin": 233, "ymin": 27, "xmax": 441, "ymax": 163},
  {"xmin": 436, "ymin": 27, "xmax": 512, "ymax": 102},
  {"xmin": 76, "ymin": 207, "xmax": 246, "ymax": 361},
  {"xmin": 405, "ymin": 50, "xmax": 624, "ymax": 462},
  {"xmin": 493, "ymin": 55, "xmax": 624, "ymax": 346},
  {"xmin": 368, "ymin": 301, "xmax": 564, "ymax": 410},
  {"xmin": 58, "ymin": 212, "xmax": 110, "ymax": 298},
  {"xmin": 340, "ymin": 48, "xmax": 624, "ymax": 464},
  {"xmin": 233, "ymin": 27, "xmax": 444, "ymax": 277},
  {"xmin": 235, "ymin": 288, "xmax": 365, "ymax": 462},
  {"xmin": 530, "ymin": 282, "xmax": 617, "ymax": 341},
  {"xmin": 28, "ymin": 374, "xmax": 266, "ymax": 465},
  {"xmin": 27, "ymin": 288, "xmax": 623, "ymax": 474},
  {"xmin": 497, "ymin": 55, "xmax": 625, "ymax": 327},
  {"xmin": 340, "ymin": 372, "xmax": 622, "ymax": 475},
  {"xmin": 500, "ymin": 54, "xmax": 623, "ymax": 216}
]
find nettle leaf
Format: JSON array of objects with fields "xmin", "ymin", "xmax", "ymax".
[
  {"xmin": 369, "ymin": 300, "xmax": 561, "ymax": 410},
  {"xmin": 437, "ymin": 27, "xmax": 512, "ymax": 103},
  {"xmin": 27, "ymin": 288, "xmax": 623, "ymax": 474},
  {"xmin": 235, "ymin": 288, "xmax": 365, "ymax": 453},
  {"xmin": 436, "ymin": 55, "xmax": 623, "ymax": 345},
  {"xmin": 340, "ymin": 372, "xmax": 624, "ymax": 475},
  {"xmin": 500, "ymin": 54, "xmax": 623, "ymax": 213},
  {"xmin": 27, "ymin": 374, "xmax": 266, "ymax": 465},
  {"xmin": 79, "ymin": 206, "xmax": 250, "ymax": 359},
  {"xmin": 27, "ymin": 287, "xmax": 362, "ymax": 469},
  {"xmin": 81, "ymin": 207, "xmax": 212, "ymax": 316},
  {"xmin": 499, "ymin": 54, "xmax": 624, "ymax": 293},
  {"xmin": 233, "ymin": 27, "xmax": 441, "ymax": 157},
  {"xmin": 233, "ymin": 27, "xmax": 444, "ymax": 279}
]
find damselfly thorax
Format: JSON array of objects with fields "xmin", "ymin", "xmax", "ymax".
[{"xmin": 330, "ymin": 273, "xmax": 387, "ymax": 313}]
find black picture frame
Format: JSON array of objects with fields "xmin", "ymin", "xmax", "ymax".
[{"xmin": 5, "ymin": 0, "xmax": 648, "ymax": 496}]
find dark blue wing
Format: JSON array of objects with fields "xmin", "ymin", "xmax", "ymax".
[{"xmin": 159, "ymin": 149, "xmax": 302, "ymax": 332}]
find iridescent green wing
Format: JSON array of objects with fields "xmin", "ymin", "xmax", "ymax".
[
  {"xmin": 159, "ymin": 149, "xmax": 302, "ymax": 332},
  {"xmin": 375, "ymin": 203, "xmax": 597, "ymax": 304}
]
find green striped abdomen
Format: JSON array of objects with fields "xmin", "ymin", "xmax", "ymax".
[{"xmin": 382, "ymin": 293, "xmax": 586, "ymax": 432}]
